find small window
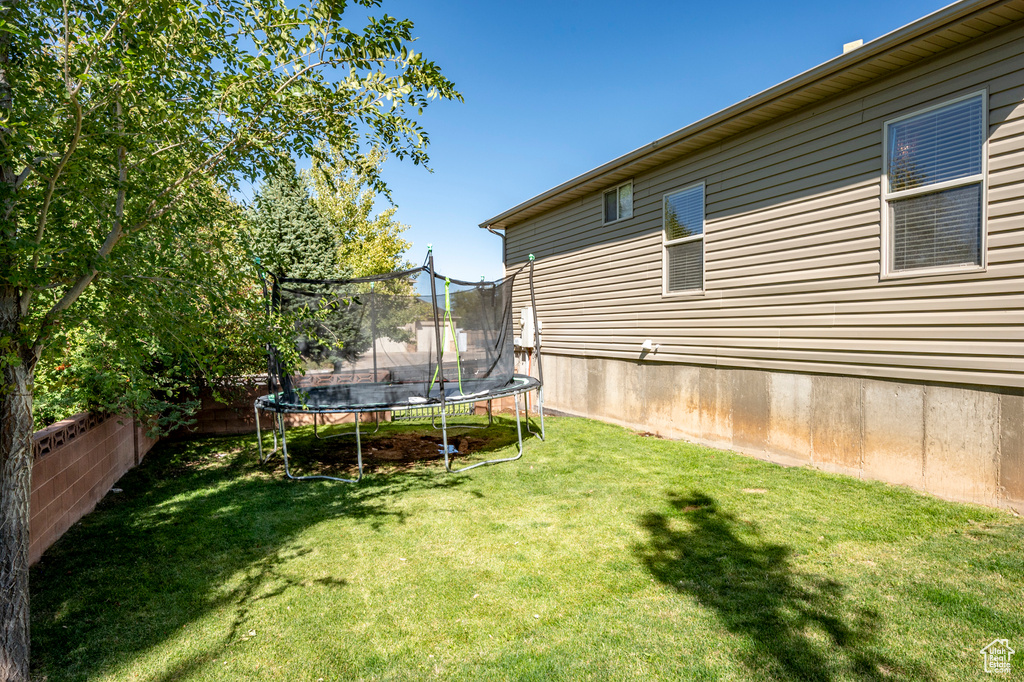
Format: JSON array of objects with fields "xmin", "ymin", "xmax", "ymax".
[
  {"xmin": 603, "ymin": 181, "xmax": 633, "ymax": 223},
  {"xmin": 663, "ymin": 183, "xmax": 704, "ymax": 294},
  {"xmin": 883, "ymin": 93, "xmax": 986, "ymax": 275}
]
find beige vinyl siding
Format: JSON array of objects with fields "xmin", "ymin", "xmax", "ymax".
[{"xmin": 505, "ymin": 20, "xmax": 1024, "ymax": 389}]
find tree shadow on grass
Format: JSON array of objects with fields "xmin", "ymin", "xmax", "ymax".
[
  {"xmin": 28, "ymin": 431, "xmax": 484, "ymax": 681},
  {"xmin": 634, "ymin": 491, "xmax": 933, "ymax": 681}
]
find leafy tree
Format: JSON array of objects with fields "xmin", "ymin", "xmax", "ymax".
[
  {"xmin": 0, "ymin": 0, "xmax": 460, "ymax": 677},
  {"xmin": 248, "ymin": 157, "xmax": 340, "ymax": 280},
  {"xmin": 306, "ymin": 146, "xmax": 412, "ymax": 277},
  {"xmin": 32, "ymin": 181, "xmax": 268, "ymax": 431}
]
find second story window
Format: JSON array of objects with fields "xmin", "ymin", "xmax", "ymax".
[{"xmin": 603, "ymin": 181, "xmax": 633, "ymax": 223}]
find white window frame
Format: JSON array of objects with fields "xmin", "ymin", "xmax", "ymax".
[
  {"xmin": 662, "ymin": 181, "xmax": 706, "ymax": 297},
  {"xmin": 881, "ymin": 90, "xmax": 988, "ymax": 279},
  {"xmin": 602, "ymin": 180, "xmax": 633, "ymax": 225}
]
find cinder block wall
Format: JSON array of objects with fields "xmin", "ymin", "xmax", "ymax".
[
  {"xmin": 30, "ymin": 413, "xmax": 157, "ymax": 564},
  {"xmin": 183, "ymin": 385, "xmax": 389, "ymax": 436},
  {"xmin": 183, "ymin": 385, "xmax": 523, "ymax": 437},
  {"xmin": 542, "ymin": 353, "xmax": 1024, "ymax": 512}
]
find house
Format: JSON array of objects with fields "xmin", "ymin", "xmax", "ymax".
[{"xmin": 481, "ymin": 0, "xmax": 1024, "ymax": 510}]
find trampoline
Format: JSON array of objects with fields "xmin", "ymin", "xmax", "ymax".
[{"xmin": 254, "ymin": 249, "xmax": 545, "ymax": 482}]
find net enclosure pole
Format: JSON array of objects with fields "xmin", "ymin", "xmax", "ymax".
[
  {"xmin": 369, "ymin": 281, "xmax": 380, "ymax": 426},
  {"xmin": 427, "ymin": 250, "xmax": 446, "ymax": 399},
  {"xmin": 427, "ymin": 249, "xmax": 452, "ymax": 469},
  {"xmin": 253, "ymin": 258, "xmax": 275, "ymax": 399},
  {"xmin": 528, "ymin": 255, "xmax": 546, "ymax": 441}
]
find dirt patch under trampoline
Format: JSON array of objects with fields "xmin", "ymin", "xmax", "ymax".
[{"xmin": 265, "ymin": 424, "xmax": 525, "ymax": 476}]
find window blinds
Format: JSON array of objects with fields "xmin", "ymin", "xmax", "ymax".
[
  {"xmin": 664, "ymin": 186, "xmax": 704, "ymax": 242},
  {"xmin": 886, "ymin": 94, "xmax": 985, "ymax": 272},
  {"xmin": 891, "ymin": 184, "xmax": 981, "ymax": 271},
  {"xmin": 888, "ymin": 97, "xmax": 983, "ymax": 193},
  {"xmin": 667, "ymin": 241, "xmax": 703, "ymax": 292}
]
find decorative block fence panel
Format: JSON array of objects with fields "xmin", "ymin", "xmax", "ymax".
[
  {"xmin": 30, "ymin": 413, "xmax": 156, "ymax": 565},
  {"xmin": 182, "ymin": 383, "xmax": 524, "ymax": 437}
]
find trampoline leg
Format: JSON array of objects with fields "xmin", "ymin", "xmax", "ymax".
[
  {"xmin": 281, "ymin": 412, "xmax": 362, "ymax": 483},
  {"xmin": 272, "ymin": 414, "xmax": 279, "ymax": 453},
  {"xmin": 255, "ymin": 402, "xmax": 279, "ymax": 464},
  {"xmin": 445, "ymin": 393, "xmax": 525, "ymax": 474},
  {"xmin": 441, "ymin": 405, "xmax": 451, "ymax": 472},
  {"xmin": 525, "ymin": 386, "xmax": 546, "ymax": 442},
  {"xmin": 355, "ymin": 418, "xmax": 364, "ymax": 479},
  {"xmin": 539, "ymin": 388, "xmax": 546, "ymax": 440},
  {"xmin": 278, "ymin": 413, "xmax": 290, "ymax": 473},
  {"xmin": 513, "ymin": 392, "xmax": 525, "ymax": 458},
  {"xmin": 255, "ymin": 402, "xmax": 265, "ymax": 463}
]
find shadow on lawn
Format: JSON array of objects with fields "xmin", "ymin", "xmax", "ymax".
[
  {"xmin": 634, "ymin": 491, "xmax": 933, "ymax": 681},
  {"xmin": 29, "ymin": 422, "xmax": 524, "ymax": 681}
]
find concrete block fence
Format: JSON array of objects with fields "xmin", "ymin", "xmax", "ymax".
[
  {"xmin": 30, "ymin": 412, "xmax": 158, "ymax": 565},
  {"xmin": 182, "ymin": 382, "xmax": 526, "ymax": 437}
]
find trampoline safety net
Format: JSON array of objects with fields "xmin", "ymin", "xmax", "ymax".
[{"xmin": 266, "ymin": 264, "xmax": 518, "ymax": 411}]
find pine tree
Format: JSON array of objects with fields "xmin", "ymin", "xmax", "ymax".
[{"xmin": 249, "ymin": 158, "xmax": 340, "ymax": 280}]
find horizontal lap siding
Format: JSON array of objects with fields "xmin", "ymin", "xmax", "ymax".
[{"xmin": 505, "ymin": 21, "xmax": 1024, "ymax": 389}]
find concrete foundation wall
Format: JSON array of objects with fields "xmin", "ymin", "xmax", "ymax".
[{"xmin": 543, "ymin": 353, "xmax": 1024, "ymax": 511}]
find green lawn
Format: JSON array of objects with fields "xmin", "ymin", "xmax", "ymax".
[{"xmin": 30, "ymin": 416, "xmax": 1024, "ymax": 681}]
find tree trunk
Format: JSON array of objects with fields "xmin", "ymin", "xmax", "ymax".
[{"xmin": 0, "ymin": 290, "xmax": 34, "ymax": 682}]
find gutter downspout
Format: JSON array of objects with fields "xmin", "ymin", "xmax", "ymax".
[{"xmin": 483, "ymin": 224, "xmax": 505, "ymax": 267}]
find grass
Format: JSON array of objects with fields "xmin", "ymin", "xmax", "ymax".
[{"xmin": 30, "ymin": 415, "xmax": 1024, "ymax": 681}]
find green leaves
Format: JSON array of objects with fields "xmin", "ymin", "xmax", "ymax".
[
  {"xmin": 32, "ymin": 181, "xmax": 275, "ymax": 431},
  {"xmin": 4, "ymin": 0, "xmax": 459, "ymax": 427},
  {"xmin": 4, "ymin": 0, "xmax": 458, "ymax": 337},
  {"xmin": 305, "ymin": 145, "xmax": 411, "ymax": 278}
]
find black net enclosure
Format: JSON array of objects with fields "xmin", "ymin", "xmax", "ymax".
[
  {"xmin": 254, "ymin": 252, "xmax": 545, "ymax": 481},
  {"xmin": 264, "ymin": 262, "xmax": 525, "ymax": 412}
]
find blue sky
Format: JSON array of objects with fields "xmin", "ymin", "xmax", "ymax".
[{"xmin": 360, "ymin": 0, "xmax": 958, "ymax": 280}]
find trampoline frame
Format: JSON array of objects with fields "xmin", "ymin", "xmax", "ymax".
[
  {"xmin": 253, "ymin": 251, "xmax": 546, "ymax": 482},
  {"xmin": 254, "ymin": 375, "xmax": 543, "ymax": 481}
]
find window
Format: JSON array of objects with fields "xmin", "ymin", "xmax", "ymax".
[
  {"xmin": 883, "ymin": 92, "xmax": 986, "ymax": 275},
  {"xmin": 663, "ymin": 183, "xmax": 704, "ymax": 294},
  {"xmin": 603, "ymin": 181, "xmax": 633, "ymax": 223}
]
